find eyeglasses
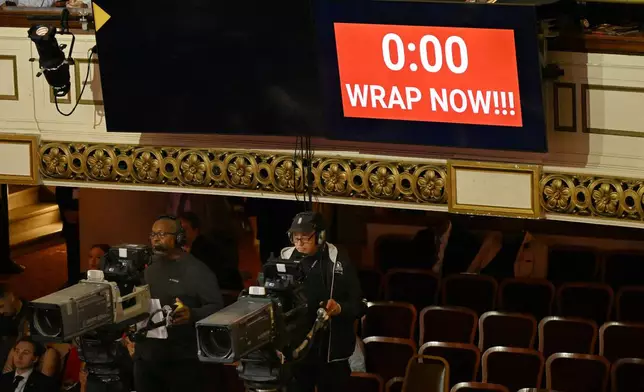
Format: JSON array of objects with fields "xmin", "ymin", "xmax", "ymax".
[
  {"xmin": 149, "ymin": 231, "xmax": 176, "ymax": 240},
  {"xmin": 292, "ymin": 233, "xmax": 315, "ymax": 244}
]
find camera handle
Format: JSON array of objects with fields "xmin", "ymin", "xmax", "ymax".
[
  {"xmin": 127, "ymin": 306, "xmax": 172, "ymax": 342},
  {"xmin": 291, "ymin": 308, "xmax": 329, "ymax": 360}
]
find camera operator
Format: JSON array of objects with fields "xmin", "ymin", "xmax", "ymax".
[
  {"xmin": 280, "ymin": 211, "xmax": 362, "ymax": 392},
  {"xmin": 133, "ymin": 216, "xmax": 224, "ymax": 392}
]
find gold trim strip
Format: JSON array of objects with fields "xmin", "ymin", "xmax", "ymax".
[
  {"xmin": 581, "ymin": 84, "xmax": 644, "ymax": 138},
  {"xmin": 540, "ymin": 172, "xmax": 644, "ymax": 222},
  {"xmin": 0, "ymin": 134, "xmax": 39, "ymax": 185},
  {"xmin": 74, "ymin": 58, "xmax": 103, "ymax": 106},
  {"xmin": 38, "ymin": 142, "xmax": 448, "ymax": 207},
  {"xmin": 448, "ymin": 160, "xmax": 541, "ymax": 218},
  {"xmin": 553, "ymin": 82, "xmax": 576, "ymax": 133},
  {"xmin": 36, "ymin": 141, "xmax": 644, "ymax": 224},
  {"xmin": 0, "ymin": 55, "xmax": 19, "ymax": 101}
]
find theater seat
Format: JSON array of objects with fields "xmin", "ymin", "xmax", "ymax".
[
  {"xmin": 517, "ymin": 389, "xmax": 561, "ymax": 392},
  {"xmin": 404, "ymin": 355, "xmax": 449, "ymax": 392},
  {"xmin": 478, "ymin": 311, "xmax": 537, "ymax": 352},
  {"xmin": 385, "ymin": 377, "xmax": 404, "ymax": 392},
  {"xmin": 363, "ymin": 301, "xmax": 417, "ymax": 340},
  {"xmin": 482, "ymin": 347, "xmax": 544, "ymax": 391},
  {"xmin": 546, "ymin": 353, "xmax": 610, "ymax": 392},
  {"xmin": 363, "ymin": 337, "xmax": 416, "ymax": 385},
  {"xmin": 538, "ymin": 317, "xmax": 598, "ymax": 359},
  {"xmin": 451, "ymin": 382, "xmax": 510, "ymax": 392},
  {"xmin": 599, "ymin": 322, "xmax": 644, "ymax": 363},
  {"xmin": 616, "ymin": 286, "xmax": 644, "ymax": 322},
  {"xmin": 611, "ymin": 358, "xmax": 644, "ymax": 392},
  {"xmin": 420, "ymin": 306, "xmax": 478, "ymax": 345},
  {"xmin": 419, "ymin": 342, "xmax": 480, "ymax": 388}
]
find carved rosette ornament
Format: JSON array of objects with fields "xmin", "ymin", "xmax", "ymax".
[
  {"xmin": 38, "ymin": 142, "xmax": 448, "ymax": 207},
  {"xmin": 540, "ymin": 173, "xmax": 644, "ymax": 221}
]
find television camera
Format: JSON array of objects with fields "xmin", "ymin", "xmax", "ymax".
[
  {"xmin": 28, "ymin": 244, "xmax": 162, "ymax": 390},
  {"xmin": 196, "ymin": 254, "xmax": 330, "ymax": 392}
]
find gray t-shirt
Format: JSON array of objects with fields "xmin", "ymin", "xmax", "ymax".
[{"xmin": 135, "ymin": 252, "xmax": 224, "ymax": 361}]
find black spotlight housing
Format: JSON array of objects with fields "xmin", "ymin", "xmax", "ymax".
[{"xmin": 28, "ymin": 24, "xmax": 71, "ymax": 97}]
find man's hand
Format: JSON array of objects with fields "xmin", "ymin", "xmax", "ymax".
[
  {"xmin": 325, "ymin": 299, "xmax": 342, "ymax": 317},
  {"xmin": 171, "ymin": 298, "xmax": 191, "ymax": 325}
]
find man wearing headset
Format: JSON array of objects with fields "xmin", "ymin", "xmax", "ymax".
[
  {"xmin": 281, "ymin": 211, "xmax": 363, "ymax": 392},
  {"xmin": 133, "ymin": 216, "xmax": 224, "ymax": 392}
]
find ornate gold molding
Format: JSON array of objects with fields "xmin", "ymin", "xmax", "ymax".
[
  {"xmin": 35, "ymin": 141, "xmax": 644, "ymax": 224},
  {"xmin": 38, "ymin": 142, "xmax": 448, "ymax": 206},
  {"xmin": 540, "ymin": 173, "xmax": 644, "ymax": 221},
  {"xmin": 0, "ymin": 55, "xmax": 19, "ymax": 101}
]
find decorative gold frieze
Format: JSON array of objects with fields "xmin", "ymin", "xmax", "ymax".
[
  {"xmin": 38, "ymin": 142, "xmax": 448, "ymax": 206},
  {"xmin": 540, "ymin": 173, "xmax": 644, "ymax": 221},
  {"xmin": 36, "ymin": 141, "xmax": 644, "ymax": 225}
]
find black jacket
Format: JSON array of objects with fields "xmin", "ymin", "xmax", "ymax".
[
  {"xmin": 135, "ymin": 252, "xmax": 224, "ymax": 361},
  {"xmin": 281, "ymin": 243, "xmax": 362, "ymax": 362},
  {"xmin": 0, "ymin": 370, "xmax": 57, "ymax": 392}
]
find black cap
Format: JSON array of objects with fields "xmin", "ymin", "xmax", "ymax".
[{"xmin": 288, "ymin": 211, "xmax": 325, "ymax": 234}]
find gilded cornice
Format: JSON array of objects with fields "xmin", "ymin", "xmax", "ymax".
[
  {"xmin": 37, "ymin": 141, "xmax": 644, "ymax": 225},
  {"xmin": 38, "ymin": 142, "xmax": 448, "ymax": 206},
  {"xmin": 540, "ymin": 173, "xmax": 644, "ymax": 222}
]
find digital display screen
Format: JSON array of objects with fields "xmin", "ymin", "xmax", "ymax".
[
  {"xmin": 334, "ymin": 24, "xmax": 522, "ymax": 127},
  {"xmin": 314, "ymin": 1, "xmax": 548, "ymax": 152},
  {"xmin": 94, "ymin": 0, "xmax": 548, "ymax": 152}
]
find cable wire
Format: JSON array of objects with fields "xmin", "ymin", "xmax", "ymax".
[{"xmin": 54, "ymin": 45, "xmax": 96, "ymax": 117}]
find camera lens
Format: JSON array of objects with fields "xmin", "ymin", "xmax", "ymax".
[
  {"xmin": 33, "ymin": 308, "xmax": 63, "ymax": 338},
  {"xmin": 200, "ymin": 327, "xmax": 232, "ymax": 359}
]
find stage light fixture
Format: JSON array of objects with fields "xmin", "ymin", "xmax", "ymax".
[{"xmin": 28, "ymin": 24, "xmax": 72, "ymax": 98}]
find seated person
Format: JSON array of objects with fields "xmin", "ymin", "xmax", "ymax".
[
  {"xmin": 0, "ymin": 337, "xmax": 58, "ymax": 392},
  {"xmin": 0, "ymin": 289, "xmax": 60, "ymax": 378},
  {"xmin": 82, "ymin": 244, "xmax": 110, "ymax": 279},
  {"xmin": 179, "ymin": 212, "xmax": 243, "ymax": 290}
]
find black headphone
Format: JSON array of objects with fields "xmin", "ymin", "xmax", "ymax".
[
  {"xmin": 287, "ymin": 211, "xmax": 327, "ymax": 245},
  {"xmin": 156, "ymin": 215, "xmax": 186, "ymax": 247}
]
